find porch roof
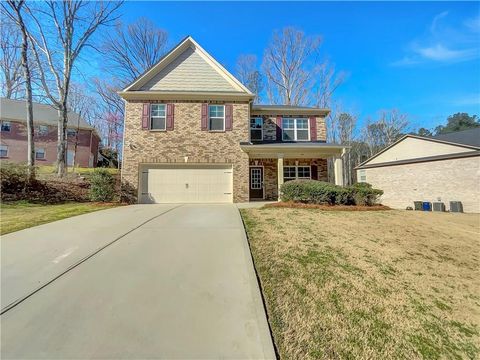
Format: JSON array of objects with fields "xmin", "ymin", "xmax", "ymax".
[
  {"xmin": 240, "ymin": 141, "xmax": 348, "ymax": 158},
  {"xmin": 251, "ymin": 104, "xmax": 330, "ymax": 116}
]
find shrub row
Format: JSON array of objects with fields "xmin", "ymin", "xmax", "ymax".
[{"xmin": 280, "ymin": 180, "xmax": 383, "ymax": 206}]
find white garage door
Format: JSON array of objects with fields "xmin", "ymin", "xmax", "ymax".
[{"xmin": 140, "ymin": 165, "xmax": 233, "ymax": 203}]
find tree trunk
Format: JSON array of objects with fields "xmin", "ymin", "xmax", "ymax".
[
  {"xmin": 72, "ymin": 112, "xmax": 80, "ymax": 172},
  {"xmin": 56, "ymin": 105, "xmax": 67, "ymax": 177},
  {"xmin": 14, "ymin": 2, "xmax": 35, "ymax": 181}
]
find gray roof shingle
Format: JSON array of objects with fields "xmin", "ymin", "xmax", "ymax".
[
  {"xmin": 433, "ymin": 127, "xmax": 480, "ymax": 148},
  {"xmin": 0, "ymin": 98, "xmax": 93, "ymax": 129}
]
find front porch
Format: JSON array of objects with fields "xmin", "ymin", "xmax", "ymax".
[{"xmin": 240, "ymin": 143, "xmax": 347, "ymax": 201}]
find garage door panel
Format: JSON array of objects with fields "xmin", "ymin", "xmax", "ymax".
[{"xmin": 141, "ymin": 166, "xmax": 233, "ymax": 204}]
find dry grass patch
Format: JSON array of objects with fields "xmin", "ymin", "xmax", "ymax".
[
  {"xmin": 241, "ymin": 208, "xmax": 480, "ymax": 359},
  {"xmin": 265, "ymin": 201, "xmax": 390, "ymax": 211}
]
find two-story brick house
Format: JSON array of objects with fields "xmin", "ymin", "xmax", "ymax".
[
  {"xmin": 119, "ymin": 37, "xmax": 346, "ymax": 203},
  {"xmin": 0, "ymin": 98, "xmax": 100, "ymax": 167}
]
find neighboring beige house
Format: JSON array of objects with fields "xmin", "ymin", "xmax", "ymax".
[
  {"xmin": 355, "ymin": 128, "xmax": 480, "ymax": 212},
  {"xmin": 119, "ymin": 36, "xmax": 346, "ymax": 203}
]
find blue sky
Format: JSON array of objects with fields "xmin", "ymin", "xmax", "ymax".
[{"xmin": 117, "ymin": 1, "xmax": 480, "ymax": 131}]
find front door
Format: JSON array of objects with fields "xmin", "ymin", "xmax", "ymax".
[{"xmin": 249, "ymin": 167, "xmax": 264, "ymax": 199}]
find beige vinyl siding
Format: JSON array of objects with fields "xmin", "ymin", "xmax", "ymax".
[
  {"xmin": 368, "ymin": 137, "xmax": 472, "ymax": 165},
  {"xmin": 140, "ymin": 46, "xmax": 241, "ymax": 93}
]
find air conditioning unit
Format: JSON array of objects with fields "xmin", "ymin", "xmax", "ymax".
[
  {"xmin": 450, "ymin": 201, "xmax": 463, "ymax": 213},
  {"xmin": 413, "ymin": 201, "xmax": 423, "ymax": 211},
  {"xmin": 422, "ymin": 202, "xmax": 432, "ymax": 211},
  {"xmin": 432, "ymin": 202, "xmax": 445, "ymax": 212}
]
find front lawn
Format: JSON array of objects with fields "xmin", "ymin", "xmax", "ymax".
[
  {"xmin": 0, "ymin": 202, "xmax": 119, "ymax": 235},
  {"xmin": 241, "ymin": 208, "xmax": 480, "ymax": 359}
]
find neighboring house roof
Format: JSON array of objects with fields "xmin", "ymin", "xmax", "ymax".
[
  {"xmin": 355, "ymin": 133, "xmax": 480, "ymax": 170},
  {"xmin": 252, "ymin": 104, "xmax": 330, "ymax": 116},
  {"xmin": 119, "ymin": 36, "xmax": 254, "ymax": 100},
  {"xmin": 432, "ymin": 127, "xmax": 480, "ymax": 148},
  {"xmin": 0, "ymin": 97, "xmax": 94, "ymax": 130}
]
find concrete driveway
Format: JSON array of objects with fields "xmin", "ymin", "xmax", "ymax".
[{"xmin": 1, "ymin": 204, "xmax": 275, "ymax": 359}]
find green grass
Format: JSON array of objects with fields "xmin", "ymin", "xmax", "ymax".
[
  {"xmin": 35, "ymin": 165, "xmax": 119, "ymax": 175},
  {"xmin": 241, "ymin": 208, "xmax": 480, "ymax": 359},
  {"xmin": 0, "ymin": 201, "xmax": 119, "ymax": 235}
]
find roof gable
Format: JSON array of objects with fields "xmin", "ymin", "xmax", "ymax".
[
  {"xmin": 123, "ymin": 37, "xmax": 252, "ymax": 95},
  {"xmin": 357, "ymin": 134, "xmax": 480, "ymax": 168}
]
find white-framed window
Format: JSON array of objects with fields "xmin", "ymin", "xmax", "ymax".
[
  {"xmin": 1, "ymin": 121, "xmax": 11, "ymax": 132},
  {"xmin": 297, "ymin": 166, "xmax": 311, "ymax": 179},
  {"xmin": 67, "ymin": 128, "xmax": 76, "ymax": 137},
  {"xmin": 0, "ymin": 144, "xmax": 8, "ymax": 157},
  {"xmin": 283, "ymin": 165, "xmax": 311, "ymax": 181},
  {"xmin": 283, "ymin": 166, "xmax": 297, "ymax": 181},
  {"xmin": 250, "ymin": 117, "xmax": 263, "ymax": 141},
  {"xmin": 209, "ymin": 104, "xmax": 225, "ymax": 131},
  {"xmin": 35, "ymin": 147, "xmax": 46, "ymax": 160},
  {"xmin": 282, "ymin": 118, "xmax": 309, "ymax": 141},
  {"xmin": 359, "ymin": 169, "xmax": 366, "ymax": 182},
  {"xmin": 38, "ymin": 125, "xmax": 49, "ymax": 135},
  {"xmin": 150, "ymin": 104, "xmax": 166, "ymax": 130}
]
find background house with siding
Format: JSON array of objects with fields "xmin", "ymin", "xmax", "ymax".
[
  {"xmin": 0, "ymin": 98, "xmax": 100, "ymax": 168},
  {"xmin": 355, "ymin": 128, "xmax": 480, "ymax": 212}
]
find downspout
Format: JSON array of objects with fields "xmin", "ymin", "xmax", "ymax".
[{"xmin": 89, "ymin": 130, "xmax": 93, "ymax": 167}]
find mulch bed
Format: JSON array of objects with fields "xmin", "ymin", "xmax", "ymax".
[{"xmin": 264, "ymin": 201, "xmax": 391, "ymax": 211}]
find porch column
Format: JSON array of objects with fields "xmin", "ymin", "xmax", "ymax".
[
  {"xmin": 277, "ymin": 154, "xmax": 284, "ymax": 201},
  {"xmin": 334, "ymin": 156, "xmax": 344, "ymax": 186}
]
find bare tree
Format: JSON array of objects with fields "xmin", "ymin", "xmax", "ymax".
[
  {"xmin": 336, "ymin": 113, "xmax": 357, "ymax": 185},
  {"xmin": 94, "ymin": 17, "xmax": 168, "ymax": 163},
  {"xmin": 235, "ymin": 54, "xmax": 263, "ymax": 103},
  {"xmin": 262, "ymin": 27, "xmax": 345, "ymax": 108},
  {"xmin": 0, "ymin": 19, "xmax": 23, "ymax": 99},
  {"xmin": 362, "ymin": 109, "xmax": 409, "ymax": 157},
  {"xmin": 67, "ymin": 83, "xmax": 95, "ymax": 171},
  {"xmin": 2, "ymin": 0, "xmax": 35, "ymax": 180},
  {"xmin": 326, "ymin": 109, "xmax": 357, "ymax": 184},
  {"xmin": 26, "ymin": 0, "xmax": 122, "ymax": 177},
  {"xmin": 102, "ymin": 17, "xmax": 168, "ymax": 83},
  {"xmin": 315, "ymin": 61, "xmax": 346, "ymax": 109}
]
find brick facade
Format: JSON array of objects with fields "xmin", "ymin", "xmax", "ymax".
[
  {"xmin": 121, "ymin": 101, "xmax": 250, "ymax": 202},
  {"xmin": 359, "ymin": 156, "xmax": 480, "ymax": 213},
  {"xmin": 249, "ymin": 158, "xmax": 328, "ymax": 200},
  {"xmin": 0, "ymin": 121, "xmax": 99, "ymax": 167}
]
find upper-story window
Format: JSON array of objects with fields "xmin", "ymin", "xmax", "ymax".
[
  {"xmin": 250, "ymin": 118, "xmax": 263, "ymax": 141},
  {"xmin": 67, "ymin": 128, "xmax": 76, "ymax": 137},
  {"xmin": 38, "ymin": 125, "xmax": 48, "ymax": 135},
  {"xmin": 282, "ymin": 118, "xmax": 309, "ymax": 141},
  {"xmin": 151, "ymin": 104, "xmax": 166, "ymax": 130},
  {"xmin": 209, "ymin": 105, "xmax": 225, "ymax": 131},
  {"xmin": 38, "ymin": 125, "xmax": 49, "ymax": 136},
  {"xmin": 1, "ymin": 121, "xmax": 11, "ymax": 132}
]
